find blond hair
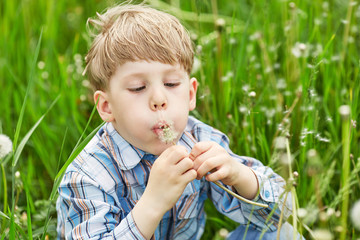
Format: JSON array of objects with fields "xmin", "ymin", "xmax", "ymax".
[{"xmin": 84, "ymin": 3, "xmax": 194, "ymax": 91}]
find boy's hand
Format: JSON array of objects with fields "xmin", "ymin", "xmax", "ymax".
[
  {"xmin": 143, "ymin": 145, "xmax": 197, "ymax": 214},
  {"xmin": 132, "ymin": 145, "xmax": 197, "ymax": 239},
  {"xmin": 190, "ymin": 141, "xmax": 259, "ymax": 200},
  {"xmin": 189, "ymin": 142, "xmax": 241, "ymax": 186}
]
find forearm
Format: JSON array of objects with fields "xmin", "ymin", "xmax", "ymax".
[
  {"xmin": 131, "ymin": 191, "xmax": 167, "ymax": 240},
  {"xmin": 232, "ymin": 163, "xmax": 259, "ymax": 200}
]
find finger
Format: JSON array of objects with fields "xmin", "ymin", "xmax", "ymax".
[
  {"xmin": 205, "ymin": 167, "xmax": 228, "ymax": 182},
  {"xmin": 196, "ymin": 156, "xmax": 220, "ymax": 179},
  {"xmin": 189, "ymin": 142, "xmax": 213, "ymax": 160},
  {"xmin": 181, "ymin": 169, "xmax": 197, "ymax": 183},
  {"xmin": 176, "ymin": 157, "xmax": 194, "ymax": 174},
  {"xmin": 164, "ymin": 145, "xmax": 189, "ymax": 164}
]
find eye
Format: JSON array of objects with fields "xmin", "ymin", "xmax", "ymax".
[
  {"xmin": 164, "ymin": 82, "xmax": 181, "ymax": 88},
  {"xmin": 128, "ymin": 86, "xmax": 146, "ymax": 92}
]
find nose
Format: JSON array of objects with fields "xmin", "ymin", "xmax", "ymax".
[{"xmin": 150, "ymin": 88, "xmax": 167, "ymax": 111}]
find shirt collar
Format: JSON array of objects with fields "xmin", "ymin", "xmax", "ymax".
[{"xmin": 102, "ymin": 122, "xmax": 199, "ymax": 171}]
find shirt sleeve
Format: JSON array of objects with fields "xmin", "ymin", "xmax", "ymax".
[
  {"xmin": 207, "ymin": 129, "xmax": 292, "ymax": 232},
  {"xmin": 56, "ymin": 170, "xmax": 147, "ymax": 240}
]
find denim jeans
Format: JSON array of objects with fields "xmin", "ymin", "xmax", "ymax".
[{"xmin": 227, "ymin": 222, "xmax": 305, "ymax": 240}]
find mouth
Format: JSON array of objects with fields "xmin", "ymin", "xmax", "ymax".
[{"xmin": 152, "ymin": 121, "xmax": 178, "ymax": 144}]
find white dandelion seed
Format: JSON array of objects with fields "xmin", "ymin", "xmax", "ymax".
[
  {"xmin": 0, "ymin": 134, "xmax": 13, "ymax": 159},
  {"xmin": 350, "ymin": 200, "xmax": 360, "ymax": 230}
]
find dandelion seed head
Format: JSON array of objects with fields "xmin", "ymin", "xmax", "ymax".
[
  {"xmin": 274, "ymin": 136, "xmax": 287, "ymax": 150},
  {"xmin": 249, "ymin": 31, "xmax": 262, "ymax": 41},
  {"xmin": 215, "ymin": 18, "xmax": 226, "ymax": 28},
  {"xmin": 291, "ymin": 42, "xmax": 308, "ymax": 58},
  {"xmin": 191, "ymin": 57, "xmax": 201, "ymax": 75},
  {"xmin": 312, "ymin": 229, "xmax": 333, "ymax": 240},
  {"xmin": 248, "ymin": 91, "xmax": 256, "ymax": 98},
  {"xmin": 326, "ymin": 208, "xmax": 335, "ymax": 217},
  {"xmin": 158, "ymin": 124, "xmax": 178, "ymax": 144},
  {"xmin": 0, "ymin": 134, "xmax": 13, "ymax": 159},
  {"xmin": 218, "ymin": 228, "xmax": 229, "ymax": 238},
  {"xmin": 37, "ymin": 61, "xmax": 45, "ymax": 69},
  {"xmin": 297, "ymin": 208, "xmax": 308, "ymax": 218},
  {"xmin": 242, "ymin": 84, "xmax": 250, "ymax": 92},
  {"xmin": 339, "ymin": 105, "xmax": 351, "ymax": 118},
  {"xmin": 276, "ymin": 78, "xmax": 287, "ymax": 89},
  {"xmin": 350, "ymin": 200, "xmax": 360, "ymax": 230},
  {"xmin": 41, "ymin": 71, "xmax": 49, "ymax": 79}
]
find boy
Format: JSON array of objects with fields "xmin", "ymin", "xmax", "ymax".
[{"xmin": 57, "ymin": 3, "xmax": 297, "ymax": 239}]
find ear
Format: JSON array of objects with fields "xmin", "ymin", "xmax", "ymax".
[
  {"xmin": 94, "ymin": 90, "xmax": 114, "ymax": 122},
  {"xmin": 189, "ymin": 77, "xmax": 198, "ymax": 111}
]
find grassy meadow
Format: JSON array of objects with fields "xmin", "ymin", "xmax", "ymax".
[{"xmin": 1, "ymin": 0, "xmax": 359, "ymax": 239}]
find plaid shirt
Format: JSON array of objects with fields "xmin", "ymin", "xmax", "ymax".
[{"xmin": 56, "ymin": 116, "xmax": 291, "ymax": 239}]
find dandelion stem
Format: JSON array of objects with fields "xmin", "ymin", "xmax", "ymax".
[
  {"xmin": 212, "ymin": 181, "xmax": 268, "ymax": 208},
  {"xmin": 161, "ymin": 125, "xmax": 268, "ymax": 208}
]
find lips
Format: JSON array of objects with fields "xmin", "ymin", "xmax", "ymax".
[{"xmin": 152, "ymin": 121, "xmax": 170, "ymax": 135}]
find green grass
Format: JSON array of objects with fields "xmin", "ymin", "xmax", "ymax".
[{"xmin": 1, "ymin": 0, "xmax": 359, "ymax": 239}]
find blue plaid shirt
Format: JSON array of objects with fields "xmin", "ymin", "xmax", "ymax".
[{"xmin": 56, "ymin": 116, "xmax": 291, "ymax": 239}]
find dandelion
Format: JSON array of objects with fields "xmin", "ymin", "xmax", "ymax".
[
  {"xmin": 215, "ymin": 18, "xmax": 226, "ymax": 28},
  {"xmin": 276, "ymin": 78, "xmax": 287, "ymax": 89},
  {"xmin": 274, "ymin": 136, "xmax": 287, "ymax": 150},
  {"xmin": 158, "ymin": 124, "xmax": 178, "ymax": 144},
  {"xmin": 248, "ymin": 91, "xmax": 256, "ymax": 98},
  {"xmin": 249, "ymin": 31, "xmax": 262, "ymax": 41},
  {"xmin": 218, "ymin": 228, "xmax": 229, "ymax": 238},
  {"xmin": 41, "ymin": 71, "xmax": 49, "ymax": 79},
  {"xmin": 297, "ymin": 208, "xmax": 308, "ymax": 219},
  {"xmin": 0, "ymin": 134, "xmax": 12, "ymax": 159},
  {"xmin": 312, "ymin": 229, "xmax": 333, "ymax": 240},
  {"xmin": 350, "ymin": 200, "xmax": 360, "ymax": 230},
  {"xmin": 37, "ymin": 61, "xmax": 45, "ymax": 69},
  {"xmin": 339, "ymin": 105, "xmax": 351, "ymax": 119},
  {"xmin": 291, "ymin": 42, "xmax": 308, "ymax": 58}
]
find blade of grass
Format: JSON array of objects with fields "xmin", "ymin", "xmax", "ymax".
[{"xmin": 12, "ymin": 95, "xmax": 60, "ymax": 167}]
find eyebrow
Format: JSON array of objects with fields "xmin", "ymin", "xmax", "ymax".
[{"xmin": 122, "ymin": 67, "xmax": 185, "ymax": 79}]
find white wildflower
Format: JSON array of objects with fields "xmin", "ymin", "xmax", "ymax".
[
  {"xmin": 15, "ymin": 171, "xmax": 20, "ymax": 178},
  {"xmin": 0, "ymin": 134, "xmax": 13, "ymax": 159},
  {"xmin": 350, "ymin": 200, "xmax": 360, "ymax": 230}
]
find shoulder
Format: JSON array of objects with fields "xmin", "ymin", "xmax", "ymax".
[
  {"xmin": 63, "ymin": 123, "xmax": 123, "ymax": 191},
  {"xmin": 186, "ymin": 116, "xmax": 230, "ymax": 145}
]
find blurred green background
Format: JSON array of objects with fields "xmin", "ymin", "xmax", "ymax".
[{"xmin": 1, "ymin": 0, "xmax": 359, "ymax": 239}]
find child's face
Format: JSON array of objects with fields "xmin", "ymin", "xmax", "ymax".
[{"xmin": 95, "ymin": 61, "xmax": 197, "ymax": 155}]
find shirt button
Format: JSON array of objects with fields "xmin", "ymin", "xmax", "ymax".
[{"xmin": 265, "ymin": 190, "xmax": 270, "ymax": 198}]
